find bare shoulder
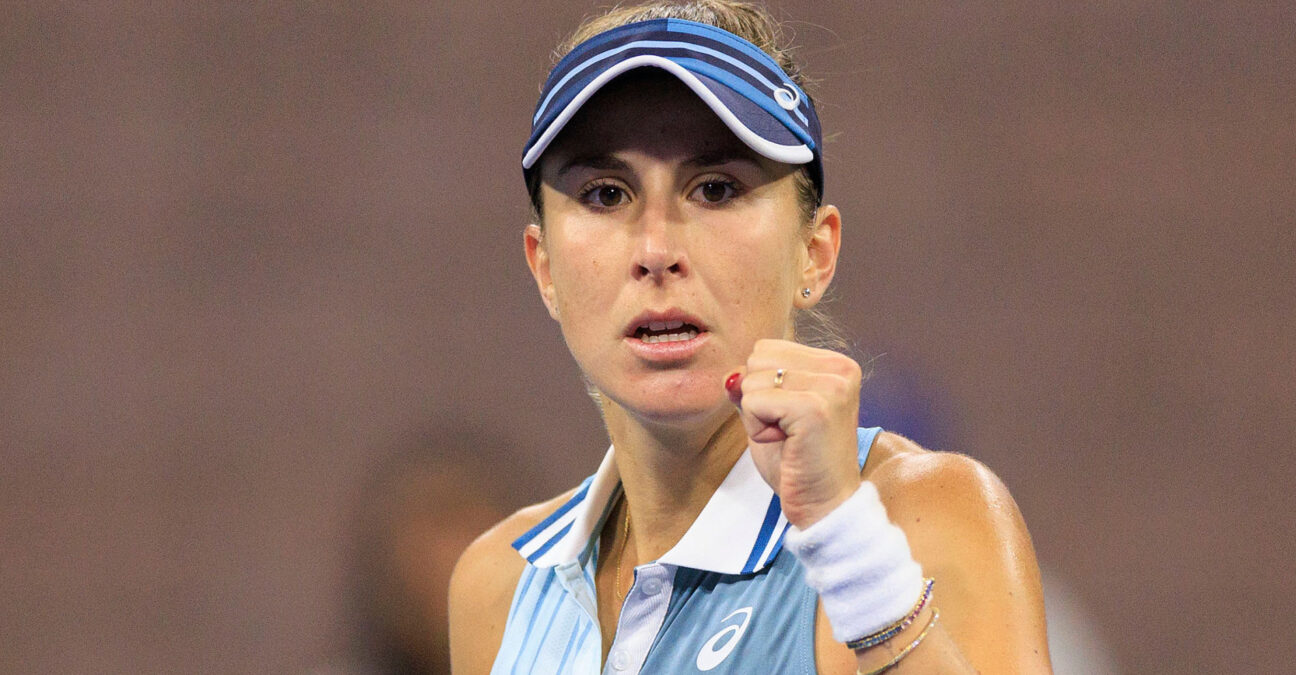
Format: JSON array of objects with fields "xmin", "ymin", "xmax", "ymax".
[
  {"xmin": 861, "ymin": 430, "xmax": 1036, "ymax": 568},
  {"xmin": 863, "ymin": 431, "xmax": 1018, "ymax": 516},
  {"xmin": 448, "ymin": 487, "xmax": 581, "ymax": 674},
  {"xmin": 861, "ymin": 431, "xmax": 1052, "ymax": 671}
]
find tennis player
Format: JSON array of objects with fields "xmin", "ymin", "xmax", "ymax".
[{"xmin": 450, "ymin": 2, "xmax": 1050, "ymax": 673}]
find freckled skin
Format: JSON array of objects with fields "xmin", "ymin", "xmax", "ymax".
[{"xmin": 527, "ymin": 71, "xmax": 807, "ymax": 433}]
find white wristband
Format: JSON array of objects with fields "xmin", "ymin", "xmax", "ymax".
[{"xmin": 782, "ymin": 481, "xmax": 925, "ymax": 643}]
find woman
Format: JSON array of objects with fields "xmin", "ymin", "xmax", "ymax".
[{"xmin": 449, "ymin": 2, "xmax": 1050, "ymax": 673}]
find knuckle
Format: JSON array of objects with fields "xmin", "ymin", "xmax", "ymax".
[
  {"xmin": 826, "ymin": 375, "xmax": 851, "ymax": 397},
  {"xmin": 805, "ymin": 401, "xmax": 829, "ymax": 425},
  {"xmin": 833, "ymin": 355, "xmax": 862, "ymax": 381}
]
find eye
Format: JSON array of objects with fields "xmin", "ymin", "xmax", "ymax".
[
  {"xmin": 691, "ymin": 179, "xmax": 739, "ymax": 204},
  {"xmin": 579, "ymin": 182, "xmax": 630, "ymax": 209}
]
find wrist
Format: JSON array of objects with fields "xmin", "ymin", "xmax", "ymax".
[
  {"xmin": 782, "ymin": 481, "xmax": 858, "ymax": 529},
  {"xmin": 783, "ymin": 481, "xmax": 926, "ymax": 643}
]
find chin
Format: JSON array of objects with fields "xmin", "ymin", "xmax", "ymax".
[
  {"xmin": 632, "ymin": 400, "xmax": 723, "ymax": 426},
  {"xmin": 599, "ymin": 379, "xmax": 731, "ymax": 429}
]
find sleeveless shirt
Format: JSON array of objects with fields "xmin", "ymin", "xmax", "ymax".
[{"xmin": 492, "ymin": 427, "xmax": 882, "ymax": 674}]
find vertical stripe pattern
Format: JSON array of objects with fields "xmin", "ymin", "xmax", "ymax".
[{"xmin": 492, "ymin": 428, "xmax": 883, "ymax": 673}]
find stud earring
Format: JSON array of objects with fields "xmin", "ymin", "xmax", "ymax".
[{"xmin": 801, "ymin": 288, "xmax": 813, "ymax": 298}]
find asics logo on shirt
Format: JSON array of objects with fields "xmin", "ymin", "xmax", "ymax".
[{"xmin": 695, "ymin": 607, "xmax": 753, "ymax": 671}]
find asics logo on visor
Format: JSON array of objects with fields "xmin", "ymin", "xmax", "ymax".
[{"xmin": 774, "ymin": 86, "xmax": 800, "ymax": 110}]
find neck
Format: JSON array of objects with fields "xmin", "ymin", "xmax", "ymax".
[{"xmin": 601, "ymin": 401, "xmax": 749, "ymax": 564}]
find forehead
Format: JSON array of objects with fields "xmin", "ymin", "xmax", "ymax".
[{"xmin": 541, "ymin": 69, "xmax": 754, "ymax": 166}]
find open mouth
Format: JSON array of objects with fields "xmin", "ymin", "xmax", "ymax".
[{"xmin": 632, "ymin": 319, "xmax": 701, "ymax": 344}]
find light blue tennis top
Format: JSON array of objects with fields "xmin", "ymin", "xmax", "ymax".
[{"xmin": 492, "ymin": 427, "xmax": 882, "ymax": 674}]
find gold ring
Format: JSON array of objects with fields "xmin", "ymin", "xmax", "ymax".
[{"xmin": 774, "ymin": 368, "xmax": 786, "ymax": 388}]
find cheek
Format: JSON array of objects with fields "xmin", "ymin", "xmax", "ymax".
[
  {"xmin": 546, "ymin": 239, "xmax": 619, "ymax": 330},
  {"xmin": 714, "ymin": 226, "xmax": 806, "ymax": 335},
  {"xmin": 707, "ymin": 228, "xmax": 803, "ymax": 298},
  {"xmin": 550, "ymin": 252, "xmax": 604, "ymax": 301}
]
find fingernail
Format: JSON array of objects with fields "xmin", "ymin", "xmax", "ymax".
[{"xmin": 725, "ymin": 372, "xmax": 743, "ymax": 407}]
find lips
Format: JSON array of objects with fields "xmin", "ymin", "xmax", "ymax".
[
  {"xmin": 634, "ymin": 318, "xmax": 700, "ymax": 343},
  {"xmin": 625, "ymin": 310, "xmax": 707, "ymax": 341},
  {"xmin": 624, "ymin": 310, "xmax": 709, "ymax": 360}
]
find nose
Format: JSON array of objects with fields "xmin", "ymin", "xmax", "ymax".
[{"xmin": 631, "ymin": 197, "xmax": 689, "ymax": 282}]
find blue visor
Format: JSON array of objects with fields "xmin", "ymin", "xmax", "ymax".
[{"xmin": 522, "ymin": 18, "xmax": 823, "ymax": 199}]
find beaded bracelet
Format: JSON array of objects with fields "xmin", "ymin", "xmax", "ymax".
[
  {"xmin": 855, "ymin": 608, "xmax": 941, "ymax": 675},
  {"xmin": 845, "ymin": 577, "xmax": 935, "ymax": 651}
]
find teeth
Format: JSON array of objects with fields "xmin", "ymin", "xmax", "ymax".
[
  {"xmin": 640, "ymin": 329, "xmax": 699, "ymax": 344},
  {"xmin": 644, "ymin": 319, "xmax": 688, "ymax": 332}
]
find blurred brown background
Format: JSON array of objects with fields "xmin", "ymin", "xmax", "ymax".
[{"xmin": 2, "ymin": 2, "xmax": 1293, "ymax": 673}]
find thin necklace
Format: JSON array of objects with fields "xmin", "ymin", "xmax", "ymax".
[{"xmin": 614, "ymin": 495, "xmax": 631, "ymax": 602}]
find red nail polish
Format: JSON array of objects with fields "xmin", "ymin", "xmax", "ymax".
[{"xmin": 725, "ymin": 372, "xmax": 741, "ymax": 392}]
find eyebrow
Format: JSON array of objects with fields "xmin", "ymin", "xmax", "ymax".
[
  {"xmin": 552, "ymin": 148, "xmax": 764, "ymax": 178},
  {"xmin": 554, "ymin": 155, "xmax": 632, "ymax": 178},
  {"xmin": 683, "ymin": 150, "xmax": 762, "ymax": 169}
]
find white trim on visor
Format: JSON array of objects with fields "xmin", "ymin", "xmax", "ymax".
[
  {"xmin": 533, "ymin": 39, "xmax": 809, "ymax": 128},
  {"xmin": 521, "ymin": 55, "xmax": 814, "ymax": 170}
]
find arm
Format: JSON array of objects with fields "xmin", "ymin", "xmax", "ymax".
[
  {"xmin": 732, "ymin": 341, "xmax": 1049, "ymax": 674},
  {"xmin": 814, "ymin": 437, "xmax": 1050, "ymax": 673},
  {"xmin": 876, "ymin": 439, "xmax": 1050, "ymax": 671},
  {"xmin": 448, "ymin": 500, "xmax": 557, "ymax": 674},
  {"xmin": 447, "ymin": 529, "xmax": 520, "ymax": 674}
]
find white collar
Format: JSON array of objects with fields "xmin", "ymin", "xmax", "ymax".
[{"xmin": 511, "ymin": 445, "xmax": 790, "ymax": 576}]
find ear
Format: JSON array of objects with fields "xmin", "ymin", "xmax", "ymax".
[
  {"xmin": 796, "ymin": 204, "xmax": 842, "ymax": 307},
  {"xmin": 524, "ymin": 224, "xmax": 560, "ymax": 320}
]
